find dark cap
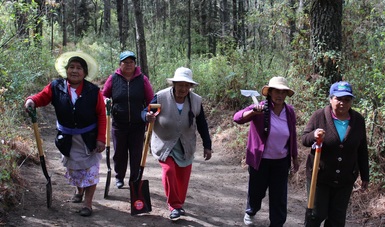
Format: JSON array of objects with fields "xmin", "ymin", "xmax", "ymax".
[
  {"xmin": 329, "ymin": 81, "xmax": 355, "ymax": 98},
  {"xmin": 119, "ymin": 51, "xmax": 136, "ymax": 61}
]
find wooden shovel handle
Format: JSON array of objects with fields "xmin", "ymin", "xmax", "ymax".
[
  {"xmin": 105, "ymin": 100, "xmax": 112, "ymax": 145},
  {"xmin": 140, "ymin": 104, "xmax": 161, "ymax": 167},
  {"xmin": 32, "ymin": 123, "xmax": 45, "ymax": 157},
  {"xmin": 307, "ymin": 138, "xmax": 323, "ymax": 209},
  {"xmin": 27, "ymin": 107, "xmax": 44, "ymax": 157}
]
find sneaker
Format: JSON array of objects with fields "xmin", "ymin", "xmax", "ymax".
[
  {"xmin": 177, "ymin": 208, "xmax": 185, "ymax": 216},
  {"xmin": 169, "ymin": 209, "xmax": 181, "ymax": 220},
  {"xmin": 116, "ymin": 180, "xmax": 124, "ymax": 189},
  {"xmin": 244, "ymin": 213, "xmax": 256, "ymax": 226}
]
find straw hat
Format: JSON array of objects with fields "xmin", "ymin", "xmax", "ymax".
[
  {"xmin": 55, "ymin": 51, "xmax": 99, "ymax": 80},
  {"xmin": 261, "ymin": 76, "xmax": 295, "ymax": 97},
  {"xmin": 166, "ymin": 67, "xmax": 198, "ymax": 85}
]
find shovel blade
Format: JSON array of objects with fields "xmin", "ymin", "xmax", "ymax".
[
  {"xmin": 46, "ymin": 178, "xmax": 52, "ymax": 208},
  {"xmin": 304, "ymin": 208, "xmax": 317, "ymax": 227},
  {"xmin": 104, "ymin": 147, "xmax": 112, "ymax": 198},
  {"xmin": 129, "ymin": 180, "xmax": 152, "ymax": 215},
  {"xmin": 40, "ymin": 156, "xmax": 52, "ymax": 208},
  {"xmin": 104, "ymin": 170, "xmax": 111, "ymax": 198}
]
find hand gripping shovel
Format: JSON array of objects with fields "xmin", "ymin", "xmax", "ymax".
[
  {"xmin": 104, "ymin": 99, "xmax": 112, "ymax": 198},
  {"xmin": 305, "ymin": 137, "xmax": 323, "ymax": 227},
  {"xmin": 130, "ymin": 103, "xmax": 161, "ymax": 215},
  {"xmin": 27, "ymin": 107, "xmax": 52, "ymax": 208}
]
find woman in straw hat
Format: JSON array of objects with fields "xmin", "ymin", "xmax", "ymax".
[
  {"xmin": 233, "ymin": 76, "xmax": 299, "ymax": 226},
  {"xmin": 145, "ymin": 67, "xmax": 213, "ymax": 220},
  {"xmin": 24, "ymin": 51, "xmax": 106, "ymax": 217}
]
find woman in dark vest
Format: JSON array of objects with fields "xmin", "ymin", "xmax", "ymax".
[
  {"xmin": 25, "ymin": 51, "xmax": 106, "ymax": 217},
  {"xmin": 102, "ymin": 50, "xmax": 154, "ymax": 189}
]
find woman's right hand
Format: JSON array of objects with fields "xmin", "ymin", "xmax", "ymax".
[
  {"xmin": 252, "ymin": 104, "xmax": 264, "ymax": 113},
  {"xmin": 25, "ymin": 99, "xmax": 35, "ymax": 110},
  {"xmin": 314, "ymin": 128, "xmax": 325, "ymax": 140}
]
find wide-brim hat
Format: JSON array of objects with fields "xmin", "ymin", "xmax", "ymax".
[
  {"xmin": 55, "ymin": 51, "xmax": 99, "ymax": 80},
  {"xmin": 261, "ymin": 76, "xmax": 295, "ymax": 97},
  {"xmin": 166, "ymin": 67, "xmax": 199, "ymax": 85}
]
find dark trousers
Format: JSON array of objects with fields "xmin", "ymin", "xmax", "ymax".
[
  {"xmin": 112, "ymin": 121, "xmax": 145, "ymax": 182},
  {"xmin": 306, "ymin": 181, "xmax": 353, "ymax": 227},
  {"xmin": 246, "ymin": 157, "xmax": 289, "ymax": 227}
]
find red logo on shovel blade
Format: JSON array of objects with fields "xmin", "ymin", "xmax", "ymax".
[{"xmin": 134, "ymin": 200, "xmax": 144, "ymax": 210}]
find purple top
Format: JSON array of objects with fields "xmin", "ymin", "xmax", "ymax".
[
  {"xmin": 263, "ymin": 108, "xmax": 290, "ymax": 159},
  {"xmin": 233, "ymin": 100, "xmax": 297, "ymax": 170}
]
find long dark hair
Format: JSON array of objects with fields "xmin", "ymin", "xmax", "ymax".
[{"xmin": 263, "ymin": 95, "xmax": 270, "ymax": 136}]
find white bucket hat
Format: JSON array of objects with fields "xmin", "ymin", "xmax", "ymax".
[
  {"xmin": 166, "ymin": 67, "xmax": 199, "ymax": 85},
  {"xmin": 261, "ymin": 76, "xmax": 295, "ymax": 97}
]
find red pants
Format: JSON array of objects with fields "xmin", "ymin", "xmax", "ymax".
[{"xmin": 159, "ymin": 157, "xmax": 192, "ymax": 211}]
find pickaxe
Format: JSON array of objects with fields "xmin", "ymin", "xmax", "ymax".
[{"xmin": 240, "ymin": 89, "xmax": 260, "ymax": 104}]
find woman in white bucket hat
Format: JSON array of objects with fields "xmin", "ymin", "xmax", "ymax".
[
  {"xmin": 234, "ymin": 76, "xmax": 299, "ymax": 226},
  {"xmin": 144, "ymin": 67, "xmax": 212, "ymax": 220}
]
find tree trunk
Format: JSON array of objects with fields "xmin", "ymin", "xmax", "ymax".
[
  {"xmin": 103, "ymin": 0, "xmax": 111, "ymax": 32},
  {"xmin": 238, "ymin": 0, "xmax": 245, "ymax": 50},
  {"xmin": 62, "ymin": 0, "xmax": 67, "ymax": 46},
  {"xmin": 208, "ymin": 0, "xmax": 217, "ymax": 57},
  {"xmin": 187, "ymin": 0, "xmax": 191, "ymax": 64},
  {"xmin": 311, "ymin": 0, "xmax": 343, "ymax": 84},
  {"xmin": 132, "ymin": 0, "xmax": 149, "ymax": 77},
  {"xmin": 15, "ymin": 1, "xmax": 28, "ymax": 41},
  {"xmin": 122, "ymin": 0, "xmax": 129, "ymax": 50},
  {"xmin": 33, "ymin": 0, "xmax": 44, "ymax": 45},
  {"xmin": 220, "ymin": 0, "xmax": 229, "ymax": 37},
  {"xmin": 232, "ymin": 0, "xmax": 238, "ymax": 45},
  {"xmin": 116, "ymin": 0, "xmax": 124, "ymax": 49},
  {"xmin": 288, "ymin": 0, "xmax": 296, "ymax": 45}
]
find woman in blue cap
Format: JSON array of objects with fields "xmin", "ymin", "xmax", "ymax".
[
  {"xmin": 102, "ymin": 51, "xmax": 154, "ymax": 189},
  {"xmin": 302, "ymin": 81, "xmax": 369, "ymax": 226}
]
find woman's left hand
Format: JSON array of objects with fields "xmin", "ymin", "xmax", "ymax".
[{"xmin": 203, "ymin": 148, "xmax": 212, "ymax": 161}]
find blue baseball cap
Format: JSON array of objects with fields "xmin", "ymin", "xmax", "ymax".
[
  {"xmin": 329, "ymin": 81, "xmax": 355, "ymax": 98},
  {"xmin": 119, "ymin": 51, "xmax": 136, "ymax": 61}
]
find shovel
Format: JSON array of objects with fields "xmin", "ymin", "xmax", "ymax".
[
  {"xmin": 104, "ymin": 99, "xmax": 112, "ymax": 198},
  {"xmin": 241, "ymin": 89, "xmax": 260, "ymax": 104},
  {"xmin": 27, "ymin": 107, "xmax": 52, "ymax": 208},
  {"xmin": 305, "ymin": 137, "xmax": 323, "ymax": 227},
  {"xmin": 130, "ymin": 103, "xmax": 161, "ymax": 215}
]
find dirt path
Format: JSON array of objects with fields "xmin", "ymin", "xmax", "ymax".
[{"xmin": 4, "ymin": 106, "xmax": 365, "ymax": 227}]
